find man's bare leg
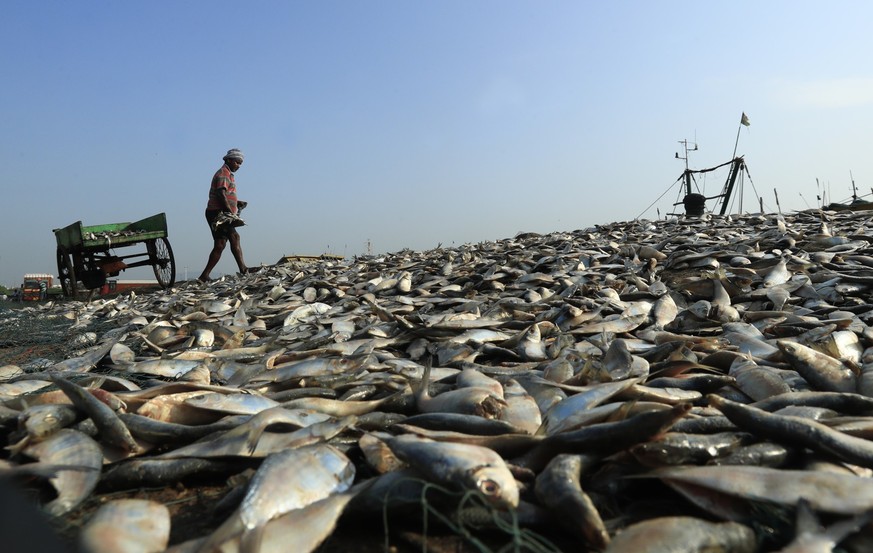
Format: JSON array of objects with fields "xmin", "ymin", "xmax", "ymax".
[
  {"xmin": 229, "ymin": 231, "xmax": 247, "ymax": 274},
  {"xmin": 198, "ymin": 238, "xmax": 227, "ymax": 281}
]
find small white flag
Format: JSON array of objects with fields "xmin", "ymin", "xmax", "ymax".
[{"xmin": 741, "ymin": 112, "xmax": 751, "ymax": 126}]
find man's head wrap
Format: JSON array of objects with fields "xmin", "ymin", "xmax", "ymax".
[{"xmin": 223, "ymin": 148, "xmax": 244, "ymax": 162}]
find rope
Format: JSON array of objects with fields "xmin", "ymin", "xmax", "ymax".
[{"xmin": 636, "ymin": 176, "xmax": 685, "ymax": 220}]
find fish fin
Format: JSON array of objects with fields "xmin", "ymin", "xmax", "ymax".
[
  {"xmin": 264, "ymin": 347, "xmax": 285, "ymax": 369},
  {"xmin": 5, "ymin": 435, "xmax": 30, "ymax": 456},
  {"xmin": 823, "ymin": 507, "xmax": 873, "ymax": 543},
  {"xmin": 196, "ymin": 513, "xmax": 244, "ymax": 553},
  {"xmin": 795, "ymin": 497, "xmax": 873, "ymax": 544},
  {"xmin": 244, "ymin": 428, "xmax": 266, "ymax": 455},
  {"xmin": 227, "ymin": 365, "xmax": 264, "ymax": 388},
  {"xmin": 412, "ymin": 355, "xmax": 433, "ymax": 406},
  {"xmin": 351, "ymin": 341, "xmax": 376, "ymax": 356},
  {"xmin": 239, "ymin": 526, "xmax": 265, "ymax": 553},
  {"xmin": 607, "ymin": 399, "xmax": 639, "ymax": 422},
  {"xmin": 794, "ymin": 498, "xmax": 823, "ymax": 533}
]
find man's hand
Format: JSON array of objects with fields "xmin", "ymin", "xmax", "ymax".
[{"xmin": 238, "ymin": 201, "xmax": 248, "ymax": 213}]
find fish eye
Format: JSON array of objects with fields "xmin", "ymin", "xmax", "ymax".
[{"xmin": 479, "ymin": 479, "xmax": 501, "ymax": 496}]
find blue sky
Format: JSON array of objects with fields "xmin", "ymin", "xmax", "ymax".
[{"xmin": 3, "ymin": 2, "xmax": 873, "ymax": 287}]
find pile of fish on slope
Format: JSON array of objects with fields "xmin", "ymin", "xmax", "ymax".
[{"xmin": 5, "ymin": 209, "xmax": 873, "ymax": 552}]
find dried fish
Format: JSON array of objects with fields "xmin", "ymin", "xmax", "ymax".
[
  {"xmin": 198, "ymin": 443, "xmax": 354, "ymax": 552},
  {"xmin": 79, "ymin": 499, "xmax": 171, "ymax": 553},
  {"xmin": 385, "ymin": 434, "xmax": 519, "ymax": 509},
  {"xmin": 23, "ymin": 429, "xmax": 103, "ymax": 516},
  {"xmin": 534, "ymin": 454, "xmax": 609, "ymax": 549},
  {"xmin": 604, "ymin": 516, "xmax": 755, "ymax": 553},
  {"xmin": 10, "ymin": 207, "xmax": 873, "ymax": 550}
]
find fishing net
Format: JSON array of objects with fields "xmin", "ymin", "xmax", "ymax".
[
  {"xmin": 380, "ymin": 476, "xmax": 563, "ymax": 553},
  {"xmin": 0, "ymin": 305, "xmax": 120, "ymax": 370}
]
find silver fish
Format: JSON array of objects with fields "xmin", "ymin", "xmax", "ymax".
[
  {"xmin": 655, "ymin": 464, "xmax": 873, "ymax": 517},
  {"xmin": 777, "ymin": 340, "xmax": 857, "ymax": 393},
  {"xmin": 50, "ymin": 376, "xmax": 141, "ymax": 453},
  {"xmin": 604, "ymin": 516, "xmax": 755, "ymax": 553},
  {"xmin": 385, "ymin": 434, "xmax": 519, "ymax": 509},
  {"xmin": 775, "ymin": 498, "xmax": 873, "ymax": 553},
  {"xmin": 79, "ymin": 499, "xmax": 171, "ymax": 553},
  {"xmin": 763, "ymin": 258, "xmax": 792, "ymax": 287},
  {"xmin": 414, "ymin": 357, "xmax": 505, "ymax": 418},
  {"xmin": 23, "ymin": 429, "xmax": 103, "ymax": 516},
  {"xmin": 157, "ymin": 407, "xmax": 332, "ymax": 459},
  {"xmin": 534, "ymin": 454, "xmax": 609, "ymax": 549},
  {"xmin": 185, "ymin": 392, "xmax": 280, "ymax": 415},
  {"xmin": 14, "ymin": 403, "xmax": 79, "ymax": 447},
  {"xmin": 48, "ymin": 338, "xmax": 119, "ymax": 373},
  {"xmin": 541, "ymin": 378, "xmax": 643, "ymax": 436},
  {"xmin": 199, "ymin": 443, "xmax": 354, "ymax": 553},
  {"xmin": 498, "ymin": 378, "xmax": 542, "ymax": 434}
]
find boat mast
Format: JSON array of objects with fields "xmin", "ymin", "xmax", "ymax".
[
  {"xmin": 676, "ymin": 139, "xmax": 697, "ymax": 195},
  {"xmin": 719, "ymin": 157, "xmax": 746, "ymax": 215},
  {"xmin": 851, "ymin": 170, "xmax": 858, "ymax": 202}
]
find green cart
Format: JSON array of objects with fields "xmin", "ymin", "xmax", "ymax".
[{"xmin": 53, "ymin": 212, "xmax": 176, "ymax": 297}]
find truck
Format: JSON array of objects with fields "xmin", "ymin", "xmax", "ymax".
[
  {"xmin": 22, "ymin": 273, "xmax": 54, "ymax": 301},
  {"xmin": 99, "ymin": 279, "xmax": 160, "ymax": 296}
]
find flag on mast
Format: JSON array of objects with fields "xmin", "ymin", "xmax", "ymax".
[{"xmin": 740, "ymin": 112, "xmax": 751, "ymax": 126}]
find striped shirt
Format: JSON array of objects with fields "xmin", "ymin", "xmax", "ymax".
[{"xmin": 206, "ymin": 164, "xmax": 238, "ymax": 213}]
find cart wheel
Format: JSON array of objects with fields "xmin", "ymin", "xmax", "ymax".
[
  {"xmin": 56, "ymin": 248, "xmax": 78, "ymax": 298},
  {"xmin": 147, "ymin": 237, "xmax": 176, "ymax": 288}
]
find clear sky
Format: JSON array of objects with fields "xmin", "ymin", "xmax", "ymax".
[{"xmin": 3, "ymin": 1, "xmax": 872, "ymax": 287}]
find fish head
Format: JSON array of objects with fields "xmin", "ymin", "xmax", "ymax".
[
  {"xmin": 184, "ymin": 392, "xmax": 221, "ymax": 408},
  {"xmin": 776, "ymin": 340, "xmax": 798, "ymax": 357},
  {"xmin": 24, "ymin": 411, "xmax": 59, "ymax": 439},
  {"xmin": 468, "ymin": 465, "xmax": 519, "ymax": 509}
]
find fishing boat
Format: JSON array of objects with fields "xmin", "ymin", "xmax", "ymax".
[
  {"xmin": 673, "ymin": 147, "xmax": 750, "ymax": 217},
  {"xmin": 651, "ymin": 139, "xmax": 755, "ymax": 218},
  {"xmin": 640, "ymin": 114, "xmax": 758, "ymax": 220},
  {"xmin": 824, "ymin": 172, "xmax": 873, "ymax": 211},
  {"xmin": 825, "ymin": 198, "xmax": 873, "ymax": 212}
]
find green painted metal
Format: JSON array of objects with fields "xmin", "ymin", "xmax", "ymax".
[{"xmin": 54, "ymin": 213, "xmax": 169, "ymax": 251}]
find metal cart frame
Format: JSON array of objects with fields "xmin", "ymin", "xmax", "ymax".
[{"xmin": 53, "ymin": 212, "xmax": 176, "ymax": 297}]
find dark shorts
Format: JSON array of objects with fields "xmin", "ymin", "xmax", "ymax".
[{"xmin": 205, "ymin": 209, "xmax": 237, "ymax": 240}]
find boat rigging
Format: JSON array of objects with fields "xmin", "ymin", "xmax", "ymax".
[
  {"xmin": 674, "ymin": 150, "xmax": 752, "ymax": 217},
  {"xmin": 637, "ymin": 115, "xmax": 759, "ymax": 220}
]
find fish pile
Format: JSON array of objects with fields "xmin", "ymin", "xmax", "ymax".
[
  {"xmin": 83, "ymin": 229, "xmax": 149, "ymax": 242},
  {"xmin": 5, "ymin": 208, "xmax": 873, "ymax": 552}
]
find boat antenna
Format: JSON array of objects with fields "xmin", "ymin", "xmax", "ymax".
[
  {"xmin": 676, "ymin": 139, "xmax": 697, "ymax": 194},
  {"xmin": 676, "ymin": 139, "xmax": 697, "ymax": 171}
]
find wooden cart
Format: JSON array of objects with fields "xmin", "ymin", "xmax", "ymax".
[{"xmin": 53, "ymin": 212, "xmax": 175, "ymax": 297}]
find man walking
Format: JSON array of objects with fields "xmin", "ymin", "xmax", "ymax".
[{"xmin": 197, "ymin": 148, "xmax": 249, "ymax": 282}]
